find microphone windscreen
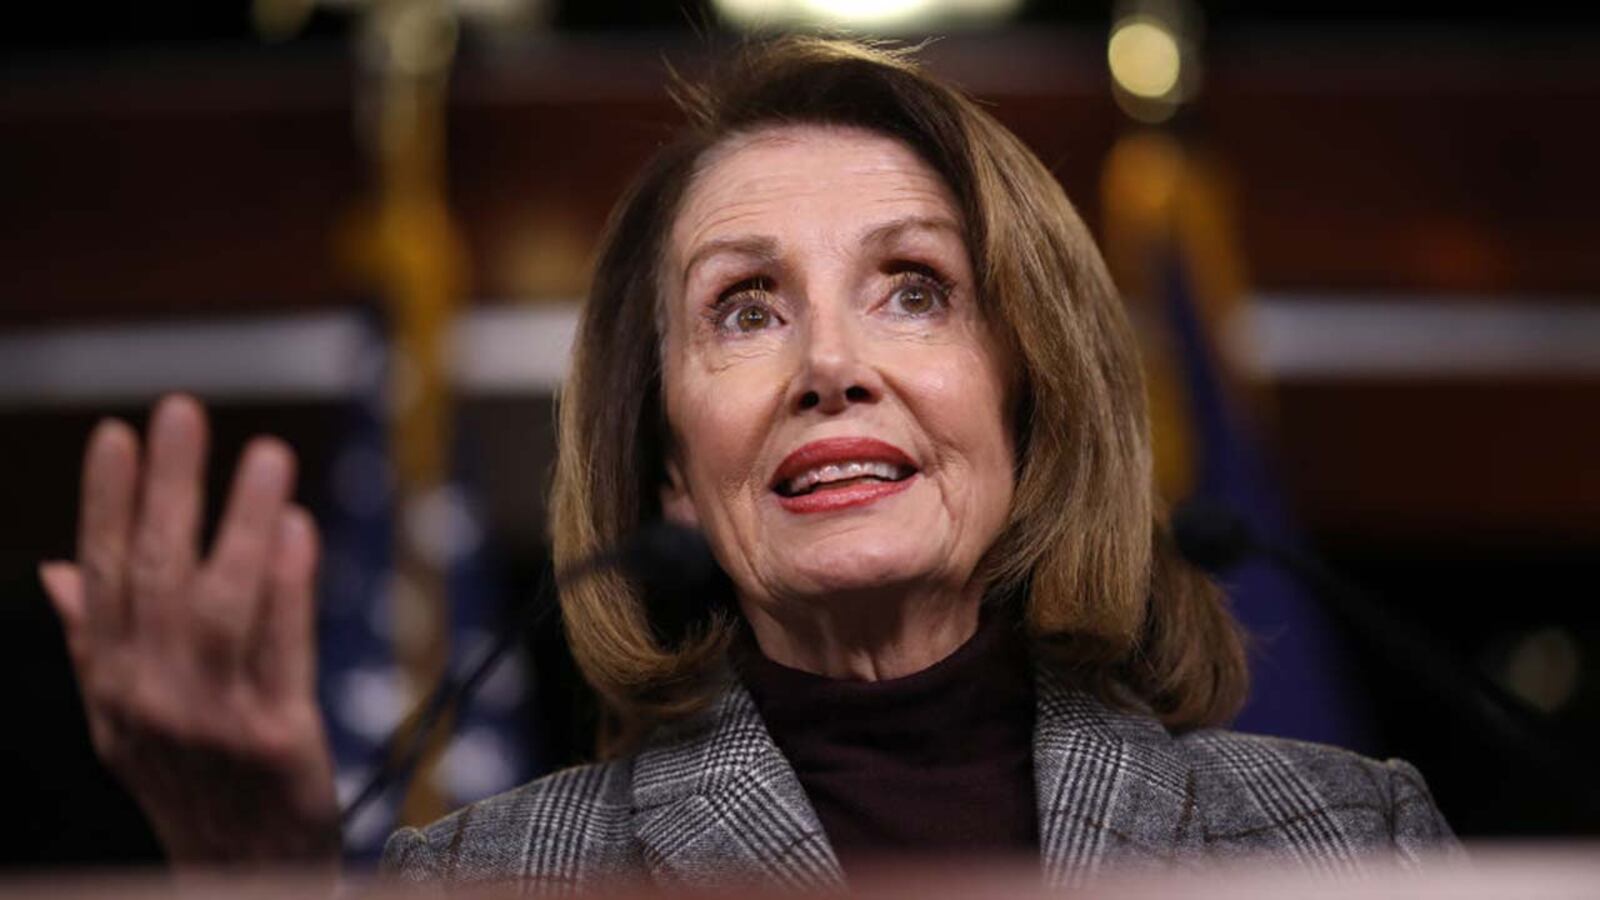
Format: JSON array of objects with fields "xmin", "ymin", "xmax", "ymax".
[
  {"xmin": 619, "ymin": 520, "xmax": 721, "ymax": 598},
  {"xmin": 1171, "ymin": 498, "xmax": 1255, "ymax": 574}
]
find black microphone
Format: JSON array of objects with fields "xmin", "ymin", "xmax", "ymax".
[
  {"xmin": 558, "ymin": 519, "xmax": 720, "ymax": 595},
  {"xmin": 1170, "ymin": 497, "xmax": 1600, "ymax": 816},
  {"xmin": 627, "ymin": 519, "xmax": 722, "ymax": 592},
  {"xmin": 339, "ymin": 521, "xmax": 717, "ymax": 826},
  {"xmin": 1170, "ymin": 497, "xmax": 1256, "ymax": 574}
]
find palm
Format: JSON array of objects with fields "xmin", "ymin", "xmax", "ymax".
[{"xmin": 39, "ymin": 395, "xmax": 341, "ymax": 868}]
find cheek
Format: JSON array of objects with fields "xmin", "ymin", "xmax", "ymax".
[
  {"xmin": 667, "ymin": 362, "xmax": 782, "ymax": 505},
  {"xmin": 921, "ymin": 342, "xmax": 1013, "ymax": 443},
  {"xmin": 913, "ymin": 346, "xmax": 1017, "ymax": 508},
  {"xmin": 957, "ymin": 402, "xmax": 1016, "ymax": 508}
]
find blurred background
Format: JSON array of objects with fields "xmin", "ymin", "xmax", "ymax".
[{"xmin": 2, "ymin": 0, "xmax": 1598, "ymax": 872}]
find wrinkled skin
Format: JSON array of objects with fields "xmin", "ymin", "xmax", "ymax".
[
  {"xmin": 659, "ymin": 125, "xmax": 1016, "ymax": 681},
  {"xmin": 40, "ymin": 395, "xmax": 340, "ymax": 871}
]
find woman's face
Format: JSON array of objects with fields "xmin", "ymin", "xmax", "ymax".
[{"xmin": 659, "ymin": 124, "xmax": 1015, "ymax": 619}]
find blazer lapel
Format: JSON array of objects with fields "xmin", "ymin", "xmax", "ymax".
[
  {"xmin": 629, "ymin": 680, "xmax": 845, "ymax": 890},
  {"xmin": 1033, "ymin": 669, "xmax": 1202, "ymax": 887}
]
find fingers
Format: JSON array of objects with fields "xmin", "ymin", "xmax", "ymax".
[
  {"xmin": 78, "ymin": 418, "xmax": 141, "ymax": 637},
  {"xmin": 130, "ymin": 395, "xmax": 210, "ymax": 629},
  {"xmin": 259, "ymin": 505, "xmax": 320, "ymax": 699},
  {"xmin": 198, "ymin": 437, "xmax": 296, "ymax": 666}
]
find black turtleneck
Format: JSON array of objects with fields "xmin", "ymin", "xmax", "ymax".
[{"xmin": 735, "ymin": 611, "xmax": 1039, "ymax": 875}]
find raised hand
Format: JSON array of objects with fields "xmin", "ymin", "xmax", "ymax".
[{"xmin": 38, "ymin": 395, "xmax": 341, "ymax": 869}]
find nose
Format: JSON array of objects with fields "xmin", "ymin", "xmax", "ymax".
[{"xmin": 792, "ymin": 305, "xmax": 882, "ymax": 414}]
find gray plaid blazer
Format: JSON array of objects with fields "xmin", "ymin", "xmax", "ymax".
[{"xmin": 382, "ymin": 668, "xmax": 1458, "ymax": 891}]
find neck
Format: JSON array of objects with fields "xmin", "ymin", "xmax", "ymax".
[{"xmin": 738, "ymin": 583, "xmax": 983, "ymax": 681}]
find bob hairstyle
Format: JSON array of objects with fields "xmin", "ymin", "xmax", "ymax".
[{"xmin": 551, "ymin": 36, "xmax": 1247, "ymax": 746}]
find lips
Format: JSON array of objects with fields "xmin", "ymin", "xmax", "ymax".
[{"xmin": 771, "ymin": 437, "xmax": 918, "ymax": 513}]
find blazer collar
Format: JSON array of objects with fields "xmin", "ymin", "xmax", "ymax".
[
  {"xmin": 628, "ymin": 668, "xmax": 1198, "ymax": 889},
  {"xmin": 629, "ymin": 678, "xmax": 846, "ymax": 889},
  {"xmin": 1032, "ymin": 668, "xmax": 1202, "ymax": 887}
]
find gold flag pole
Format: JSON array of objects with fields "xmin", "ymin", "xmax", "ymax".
[
  {"xmin": 257, "ymin": 0, "xmax": 538, "ymax": 831},
  {"xmin": 1100, "ymin": 0, "xmax": 1258, "ymax": 502},
  {"xmin": 347, "ymin": 0, "xmax": 466, "ymax": 827}
]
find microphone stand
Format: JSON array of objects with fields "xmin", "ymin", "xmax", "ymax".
[
  {"xmin": 339, "ymin": 522, "xmax": 713, "ymax": 828},
  {"xmin": 1173, "ymin": 499, "xmax": 1600, "ymax": 820},
  {"xmin": 338, "ymin": 566, "xmax": 554, "ymax": 828}
]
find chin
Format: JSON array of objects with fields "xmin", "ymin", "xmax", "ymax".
[{"xmin": 777, "ymin": 533, "xmax": 946, "ymax": 598}]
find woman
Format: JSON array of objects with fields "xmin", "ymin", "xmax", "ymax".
[{"xmin": 41, "ymin": 36, "xmax": 1456, "ymax": 889}]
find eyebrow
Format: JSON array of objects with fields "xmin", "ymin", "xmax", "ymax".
[
  {"xmin": 857, "ymin": 214, "xmax": 965, "ymax": 249},
  {"xmin": 678, "ymin": 215, "xmax": 965, "ymax": 291},
  {"xmin": 680, "ymin": 236, "xmax": 781, "ymax": 292}
]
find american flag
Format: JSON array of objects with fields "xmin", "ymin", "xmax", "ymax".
[{"xmin": 315, "ymin": 317, "xmax": 537, "ymax": 861}]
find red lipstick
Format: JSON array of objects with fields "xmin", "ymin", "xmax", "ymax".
[{"xmin": 771, "ymin": 437, "xmax": 918, "ymax": 514}]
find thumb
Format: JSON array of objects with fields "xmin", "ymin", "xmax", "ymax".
[
  {"xmin": 39, "ymin": 561, "xmax": 86, "ymax": 633},
  {"xmin": 40, "ymin": 561, "xmax": 90, "ymax": 665}
]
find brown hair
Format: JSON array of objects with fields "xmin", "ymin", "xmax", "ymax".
[{"xmin": 551, "ymin": 36, "xmax": 1247, "ymax": 747}]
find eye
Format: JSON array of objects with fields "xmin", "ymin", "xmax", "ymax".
[
  {"xmin": 885, "ymin": 266, "xmax": 953, "ymax": 317},
  {"xmin": 710, "ymin": 277, "xmax": 783, "ymax": 334},
  {"xmin": 727, "ymin": 304, "xmax": 774, "ymax": 332}
]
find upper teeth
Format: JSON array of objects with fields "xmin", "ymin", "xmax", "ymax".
[{"xmin": 784, "ymin": 460, "xmax": 908, "ymax": 495}]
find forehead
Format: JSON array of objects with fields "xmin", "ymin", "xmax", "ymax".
[{"xmin": 668, "ymin": 124, "xmax": 961, "ymax": 267}]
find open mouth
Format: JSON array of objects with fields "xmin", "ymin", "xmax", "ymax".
[
  {"xmin": 769, "ymin": 437, "xmax": 920, "ymax": 509},
  {"xmin": 773, "ymin": 460, "xmax": 916, "ymax": 497}
]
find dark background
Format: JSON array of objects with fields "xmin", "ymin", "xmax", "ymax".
[{"xmin": 3, "ymin": 0, "xmax": 1598, "ymax": 869}]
